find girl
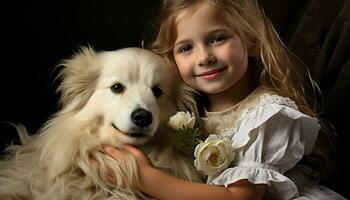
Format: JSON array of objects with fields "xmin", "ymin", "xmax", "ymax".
[{"xmin": 103, "ymin": 0, "xmax": 347, "ymax": 199}]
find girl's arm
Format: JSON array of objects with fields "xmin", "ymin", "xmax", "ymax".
[
  {"xmin": 103, "ymin": 145, "xmax": 266, "ymax": 200},
  {"xmin": 140, "ymin": 165, "xmax": 266, "ymax": 200}
]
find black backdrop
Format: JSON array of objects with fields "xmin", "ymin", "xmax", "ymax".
[
  {"xmin": 0, "ymin": 0, "xmax": 161, "ymax": 146},
  {"xmin": 0, "ymin": 0, "xmax": 349, "ymax": 198}
]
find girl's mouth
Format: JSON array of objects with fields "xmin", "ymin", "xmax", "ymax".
[{"xmin": 196, "ymin": 67, "xmax": 227, "ymax": 80}]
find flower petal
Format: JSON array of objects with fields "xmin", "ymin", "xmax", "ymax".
[{"xmin": 193, "ymin": 134, "xmax": 236, "ymax": 176}]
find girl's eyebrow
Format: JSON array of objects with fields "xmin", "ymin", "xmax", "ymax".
[
  {"xmin": 174, "ymin": 39, "xmax": 191, "ymax": 48},
  {"xmin": 206, "ymin": 28, "xmax": 232, "ymax": 35}
]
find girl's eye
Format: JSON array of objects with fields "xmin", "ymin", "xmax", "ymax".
[
  {"xmin": 210, "ymin": 36, "xmax": 226, "ymax": 44},
  {"xmin": 111, "ymin": 83, "xmax": 124, "ymax": 93},
  {"xmin": 151, "ymin": 85, "xmax": 162, "ymax": 97},
  {"xmin": 178, "ymin": 44, "xmax": 193, "ymax": 53}
]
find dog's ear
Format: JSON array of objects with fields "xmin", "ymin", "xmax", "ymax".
[{"xmin": 56, "ymin": 46, "xmax": 100, "ymax": 112}]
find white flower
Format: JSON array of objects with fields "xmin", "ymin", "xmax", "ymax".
[
  {"xmin": 167, "ymin": 111, "xmax": 195, "ymax": 130},
  {"xmin": 194, "ymin": 134, "xmax": 235, "ymax": 176}
]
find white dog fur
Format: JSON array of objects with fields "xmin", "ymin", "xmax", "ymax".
[{"xmin": 0, "ymin": 47, "xmax": 203, "ymax": 200}]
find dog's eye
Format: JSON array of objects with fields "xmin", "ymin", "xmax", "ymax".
[
  {"xmin": 152, "ymin": 85, "xmax": 162, "ymax": 97},
  {"xmin": 111, "ymin": 83, "xmax": 124, "ymax": 93}
]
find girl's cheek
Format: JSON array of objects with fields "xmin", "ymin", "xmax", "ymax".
[
  {"xmin": 175, "ymin": 61, "xmax": 193, "ymax": 84},
  {"xmin": 174, "ymin": 56, "xmax": 187, "ymax": 72},
  {"xmin": 175, "ymin": 54, "xmax": 195, "ymax": 76},
  {"xmin": 221, "ymin": 42, "xmax": 246, "ymax": 67},
  {"xmin": 177, "ymin": 64, "xmax": 189, "ymax": 79}
]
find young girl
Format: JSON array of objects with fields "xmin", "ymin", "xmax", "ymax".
[{"xmin": 102, "ymin": 0, "xmax": 347, "ymax": 199}]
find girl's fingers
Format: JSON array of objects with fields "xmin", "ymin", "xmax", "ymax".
[
  {"xmin": 106, "ymin": 174, "xmax": 117, "ymax": 185},
  {"xmin": 90, "ymin": 158, "xmax": 100, "ymax": 173},
  {"xmin": 103, "ymin": 144, "xmax": 141, "ymax": 158},
  {"xmin": 122, "ymin": 144, "xmax": 151, "ymax": 167},
  {"xmin": 103, "ymin": 144, "xmax": 124, "ymax": 161},
  {"xmin": 90, "ymin": 157, "xmax": 117, "ymax": 185},
  {"xmin": 122, "ymin": 144, "xmax": 143, "ymax": 156},
  {"xmin": 102, "ymin": 144, "xmax": 150, "ymax": 168}
]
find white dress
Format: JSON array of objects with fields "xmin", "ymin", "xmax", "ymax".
[{"xmin": 202, "ymin": 87, "xmax": 347, "ymax": 200}]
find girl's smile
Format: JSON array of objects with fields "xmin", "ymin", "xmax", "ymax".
[{"xmin": 195, "ymin": 66, "xmax": 227, "ymax": 81}]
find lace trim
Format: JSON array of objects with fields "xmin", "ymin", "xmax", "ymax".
[
  {"xmin": 204, "ymin": 91, "xmax": 298, "ymax": 138},
  {"xmin": 218, "ymin": 95, "xmax": 298, "ymax": 138},
  {"xmin": 262, "ymin": 94, "xmax": 298, "ymax": 109},
  {"xmin": 247, "ymin": 94, "xmax": 298, "ymax": 114},
  {"xmin": 218, "ymin": 126, "xmax": 237, "ymax": 140}
]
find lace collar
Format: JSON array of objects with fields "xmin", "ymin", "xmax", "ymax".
[
  {"xmin": 204, "ymin": 87, "xmax": 266, "ymax": 117},
  {"xmin": 202, "ymin": 87, "xmax": 298, "ymax": 138},
  {"xmin": 202, "ymin": 87, "xmax": 268, "ymax": 136}
]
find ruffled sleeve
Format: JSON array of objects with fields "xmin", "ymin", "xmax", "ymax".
[{"xmin": 207, "ymin": 102, "xmax": 320, "ymax": 199}]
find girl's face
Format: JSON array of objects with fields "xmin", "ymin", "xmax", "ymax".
[{"xmin": 173, "ymin": 5, "xmax": 249, "ymax": 95}]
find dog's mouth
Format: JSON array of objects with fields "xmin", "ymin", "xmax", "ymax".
[{"xmin": 111, "ymin": 123, "xmax": 148, "ymax": 138}]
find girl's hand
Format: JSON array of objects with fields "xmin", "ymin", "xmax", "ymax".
[
  {"xmin": 90, "ymin": 156, "xmax": 118, "ymax": 185},
  {"xmin": 103, "ymin": 144, "xmax": 153, "ymax": 189},
  {"xmin": 103, "ymin": 144, "xmax": 151, "ymax": 167}
]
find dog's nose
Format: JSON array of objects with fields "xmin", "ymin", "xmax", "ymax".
[{"xmin": 131, "ymin": 108, "xmax": 153, "ymax": 127}]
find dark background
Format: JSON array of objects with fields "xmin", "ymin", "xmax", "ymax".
[{"xmin": 0, "ymin": 0, "xmax": 349, "ymax": 198}]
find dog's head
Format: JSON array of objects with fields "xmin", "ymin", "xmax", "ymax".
[{"xmin": 57, "ymin": 47, "xmax": 178, "ymax": 146}]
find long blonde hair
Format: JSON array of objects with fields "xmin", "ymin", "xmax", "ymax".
[{"xmin": 147, "ymin": 0, "xmax": 335, "ymax": 179}]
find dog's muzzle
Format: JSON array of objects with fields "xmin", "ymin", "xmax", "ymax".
[{"xmin": 111, "ymin": 108, "xmax": 153, "ymax": 138}]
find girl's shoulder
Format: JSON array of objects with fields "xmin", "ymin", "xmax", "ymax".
[
  {"xmin": 204, "ymin": 86, "xmax": 320, "ymax": 155},
  {"xmin": 257, "ymin": 89, "xmax": 297, "ymax": 109},
  {"xmin": 203, "ymin": 87, "xmax": 300, "ymax": 134},
  {"xmin": 246, "ymin": 87, "xmax": 299, "ymax": 114}
]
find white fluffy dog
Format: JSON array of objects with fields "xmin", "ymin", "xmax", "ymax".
[{"xmin": 0, "ymin": 47, "xmax": 202, "ymax": 200}]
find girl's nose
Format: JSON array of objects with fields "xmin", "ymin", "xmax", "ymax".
[{"xmin": 198, "ymin": 47, "xmax": 216, "ymax": 66}]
